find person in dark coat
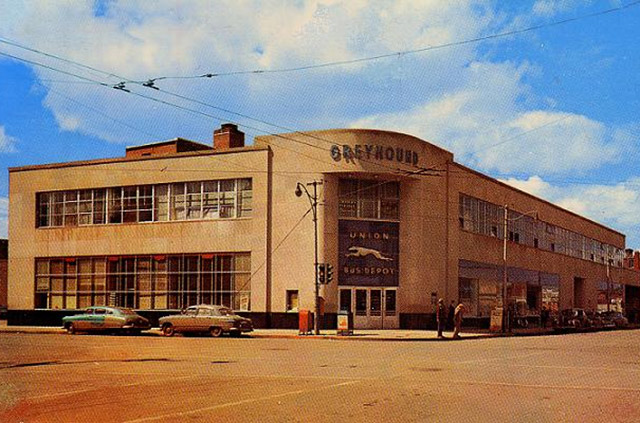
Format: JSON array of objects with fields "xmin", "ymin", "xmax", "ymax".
[
  {"xmin": 447, "ymin": 301, "xmax": 455, "ymax": 331},
  {"xmin": 453, "ymin": 303, "xmax": 465, "ymax": 339},
  {"xmin": 436, "ymin": 298, "xmax": 446, "ymax": 339}
]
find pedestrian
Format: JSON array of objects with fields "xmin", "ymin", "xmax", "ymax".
[
  {"xmin": 436, "ymin": 298, "xmax": 446, "ymax": 339},
  {"xmin": 447, "ymin": 300, "xmax": 455, "ymax": 331},
  {"xmin": 453, "ymin": 303, "xmax": 465, "ymax": 339},
  {"xmin": 541, "ymin": 306, "xmax": 549, "ymax": 328}
]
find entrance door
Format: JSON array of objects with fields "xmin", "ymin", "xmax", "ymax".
[
  {"xmin": 341, "ymin": 287, "xmax": 398, "ymax": 329},
  {"xmin": 574, "ymin": 277, "xmax": 586, "ymax": 309}
]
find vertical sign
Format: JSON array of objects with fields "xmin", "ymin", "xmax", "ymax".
[{"xmin": 338, "ymin": 220, "xmax": 399, "ymax": 286}]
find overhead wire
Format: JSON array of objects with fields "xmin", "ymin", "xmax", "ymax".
[
  {"xmin": 0, "ymin": 46, "xmax": 439, "ymax": 178},
  {"xmin": 4, "ymin": 50, "xmax": 634, "ymax": 188},
  {"xmin": 2, "ymin": 1, "xmax": 637, "ymax": 177},
  {"xmin": 76, "ymin": 0, "xmax": 640, "ymax": 82}
]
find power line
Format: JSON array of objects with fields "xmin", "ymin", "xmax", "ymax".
[
  {"xmin": 16, "ymin": 0, "xmax": 635, "ymax": 83},
  {"xmin": 39, "ymin": 82, "xmax": 165, "ymax": 141},
  {"xmin": 0, "ymin": 47, "xmax": 439, "ymax": 178},
  {"xmin": 7, "ymin": 50, "xmax": 632, "ymax": 188}
]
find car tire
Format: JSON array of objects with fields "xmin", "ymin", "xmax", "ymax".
[
  {"xmin": 162, "ymin": 324, "xmax": 175, "ymax": 337},
  {"xmin": 210, "ymin": 327, "xmax": 223, "ymax": 337},
  {"xmin": 67, "ymin": 323, "xmax": 77, "ymax": 335}
]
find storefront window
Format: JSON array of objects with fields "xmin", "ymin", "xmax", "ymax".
[
  {"xmin": 458, "ymin": 277, "xmax": 477, "ymax": 317},
  {"xmin": 541, "ymin": 273, "xmax": 560, "ymax": 314},
  {"xmin": 34, "ymin": 253, "xmax": 251, "ymax": 311}
]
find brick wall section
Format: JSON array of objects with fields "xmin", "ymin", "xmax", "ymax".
[
  {"xmin": 0, "ymin": 259, "xmax": 7, "ymax": 308},
  {"xmin": 125, "ymin": 139, "xmax": 212, "ymax": 158}
]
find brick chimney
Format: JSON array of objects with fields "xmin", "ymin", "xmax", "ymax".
[{"xmin": 214, "ymin": 123, "xmax": 245, "ymax": 149}]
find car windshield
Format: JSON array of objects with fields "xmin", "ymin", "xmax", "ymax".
[{"xmin": 218, "ymin": 308, "xmax": 234, "ymax": 316}]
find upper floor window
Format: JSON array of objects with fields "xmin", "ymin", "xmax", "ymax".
[
  {"xmin": 36, "ymin": 178, "xmax": 252, "ymax": 228},
  {"xmin": 458, "ymin": 193, "xmax": 625, "ymax": 268},
  {"xmin": 338, "ymin": 178, "xmax": 399, "ymax": 220}
]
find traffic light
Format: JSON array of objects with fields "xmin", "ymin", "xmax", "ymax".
[
  {"xmin": 326, "ymin": 264, "xmax": 334, "ymax": 284},
  {"xmin": 317, "ymin": 263, "xmax": 325, "ymax": 284}
]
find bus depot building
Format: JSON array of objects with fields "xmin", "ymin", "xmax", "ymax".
[{"xmin": 8, "ymin": 124, "xmax": 640, "ymax": 329}]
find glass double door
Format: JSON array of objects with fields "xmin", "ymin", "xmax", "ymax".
[{"xmin": 339, "ymin": 287, "xmax": 398, "ymax": 329}]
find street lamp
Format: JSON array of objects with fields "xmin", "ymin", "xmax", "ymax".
[
  {"xmin": 502, "ymin": 205, "xmax": 538, "ymax": 333},
  {"xmin": 295, "ymin": 180, "xmax": 323, "ymax": 335}
]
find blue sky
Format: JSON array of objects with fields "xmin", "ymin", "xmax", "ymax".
[{"xmin": 0, "ymin": 0, "xmax": 639, "ymax": 248}]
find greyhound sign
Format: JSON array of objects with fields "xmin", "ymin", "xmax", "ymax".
[{"xmin": 339, "ymin": 220, "xmax": 399, "ymax": 286}]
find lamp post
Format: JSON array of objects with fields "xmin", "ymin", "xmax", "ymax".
[{"xmin": 295, "ymin": 180, "xmax": 323, "ymax": 335}]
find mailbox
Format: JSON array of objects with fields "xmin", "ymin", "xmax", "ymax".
[{"xmin": 298, "ymin": 309, "xmax": 314, "ymax": 335}]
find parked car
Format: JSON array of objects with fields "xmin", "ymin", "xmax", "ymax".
[
  {"xmin": 586, "ymin": 310, "xmax": 604, "ymax": 328},
  {"xmin": 62, "ymin": 306, "xmax": 151, "ymax": 335},
  {"xmin": 599, "ymin": 311, "xmax": 629, "ymax": 328},
  {"xmin": 159, "ymin": 304, "xmax": 253, "ymax": 337},
  {"xmin": 558, "ymin": 308, "xmax": 591, "ymax": 329}
]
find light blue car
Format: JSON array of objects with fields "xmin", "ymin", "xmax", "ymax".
[{"xmin": 62, "ymin": 306, "xmax": 151, "ymax": 335}]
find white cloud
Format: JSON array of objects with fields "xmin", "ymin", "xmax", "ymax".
[
  {"xmin": 0, "ymin": 127, "xmax": 18, "ymax": 153},
  {"xmin": 0, "ymin": 0, "xmax": 493, "ymax": 144},
  {"xmin": 501, "ymin": 175, "xmax": 640, "ymax": 248},
  {"xmin": 350, "ymin": 60, "xmax": 636, "ymax": 176},
  {"xmin": 55, "ymin": 113, "xmax": 81, "ymax": 131},
  {"xmin": 532, "ymin": 0, "xmax": 588, "ymax": 17}
]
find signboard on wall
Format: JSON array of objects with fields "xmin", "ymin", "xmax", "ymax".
[{"xmin": 338, "ymin": 220, "xmax": 399, "ymax": 286}]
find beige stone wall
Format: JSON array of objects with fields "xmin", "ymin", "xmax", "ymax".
[
  {"xmin": 450, "ymin": 163, "xmax": 638, "ymax": 311},
  {"xmin": 8, "ymin": 148, "xmax": 270, "ymax": 310},
  {"xmin": 8, "ymin": 127, "xmax": 638, "ymax": 317},
  {"xmin": 256, "ymin": 129, "xmax": 454, "ymax": 314}
]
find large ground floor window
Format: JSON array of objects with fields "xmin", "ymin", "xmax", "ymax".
[
  {"xmin": 597, "ymin": 282, "xmax": 624, "ymax": 312},
  {"xmin": 34, "ymin": 253, "xmax": 251, "ymax": 311},
  {"xmin": 458, "ymin": 260, "xmax": 559, "ymax": 318}
]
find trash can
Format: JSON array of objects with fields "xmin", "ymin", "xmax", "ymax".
[
  {"xmin": 298, "ymin": 309, "xmax": 314, "ymax": 335},
  {"xmin": 336, "ymin": 310, "xmax": 353, "ymax": 336}
]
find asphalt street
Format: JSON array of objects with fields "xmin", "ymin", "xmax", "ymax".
[{"xmin": 1, "ymin": 330, "xmax": 639, "ymax": 422}]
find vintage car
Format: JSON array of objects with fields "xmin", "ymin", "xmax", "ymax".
[
  {"xmin": 159, "ymin": 304, "xmax": 253, "ymax": 337},
  {"xmin": 558, "ymin": 308, "xmax": 591, "ymax": 329},
  {"xmin": 62, "ymin": 306, "xmax": 151, "ymax": 335},
  {"xmin": 599, "ymin": 311, "xmax": 629, "ymax": 328}
]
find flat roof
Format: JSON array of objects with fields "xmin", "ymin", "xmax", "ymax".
[
  {"xmin": 124, "ymin": 137, "xmax": 211, "ymax": 151},
  {"xmin": 9, "ymin": 145, "xmax": 269, "ymax": 173}
]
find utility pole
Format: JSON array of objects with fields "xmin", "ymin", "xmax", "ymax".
[
  {"xmin": 295, "ymin": 180, "xmax": 323, "ymax": 335},
  {"xmin": 501, "ymin": 206, "xmax": 538, "ymax": 333},
  {"xmin": 502, "ymin": 204, "xmax": 509, "ymax": 333},
  {"xmin": 607, "ymin": 258, "xmax": 611, "ymax": 312}
]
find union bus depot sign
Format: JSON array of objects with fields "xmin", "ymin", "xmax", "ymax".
[
  {"xmin": 338, "ymin": 220, "xmax": 399, "ymax": 287},
  {"xmin": 331, "ymin": 144, "xmax": 419, "ymax": 166}
]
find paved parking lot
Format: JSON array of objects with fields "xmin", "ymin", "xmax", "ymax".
[{"xmin": 1, "ymin": 330, "xmax": 639, "ymax": 422}]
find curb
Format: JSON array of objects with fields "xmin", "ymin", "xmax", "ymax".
[{"xmin": 0, "ymin": 326, "xmax": 495, "ymax": 341}]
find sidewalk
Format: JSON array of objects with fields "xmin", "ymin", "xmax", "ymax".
[{"xmin": 0, "ymin": 321, "xmax": 494, "ymax": 341}]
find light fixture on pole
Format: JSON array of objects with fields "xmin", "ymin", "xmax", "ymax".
[{"xmin": 295, "ymin": 180, "xmax": 323, "ymax": 335}]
